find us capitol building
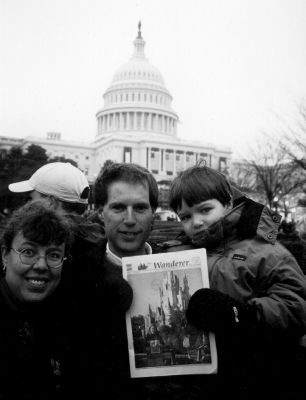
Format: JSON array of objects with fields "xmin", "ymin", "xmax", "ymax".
[{"xmin": 0, "ymin": 24, "xmax": 231, "ymax": 182}]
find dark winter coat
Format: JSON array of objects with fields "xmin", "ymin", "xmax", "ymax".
[
  {"xmin": 61, "ymin": 233, "xmax": 136, "ymax": 399},
  {"xmin": 58, "ymin": 213, "xmax": 106, "ymax": 301},
  {"xmin": 157, "ymin": 196, "xmax": 306, "ymax": 399},
  {"xmin": 160, "ymin": 197, "xmax": 306, "ymax": 334},
  {"xmin": 0, "ymin": 279, "xmax": 70, "ymax": 400}
]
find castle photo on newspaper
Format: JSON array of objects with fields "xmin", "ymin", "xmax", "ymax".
[{"xmin": 130, "ymin": 268, "xmax": 212, "ymax": 369}]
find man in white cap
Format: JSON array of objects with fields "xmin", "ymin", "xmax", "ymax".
[
  {"xmin": 9, "ymin": 162, "xmax": 90, "ymax": 215},
  {"xmin": 8, "ymin": 161, "xmax": 107, "ymax": 289}
]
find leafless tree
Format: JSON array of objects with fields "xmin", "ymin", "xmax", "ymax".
[
  {"xmin": 235, "ymin": 135, "xmax": 306, "ymax": 209},
  {"xmin": 278, "ymin": 102, "xmax": 306, "ymax": 170}
]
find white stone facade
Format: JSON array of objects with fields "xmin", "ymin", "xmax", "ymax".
[
  {"xmin": 0, "ymin": 24, "xmax": 231, "ymax": 183},
  {"xmin": 0, "ymin": 134, "xmax": 94, "ymax": 179}
]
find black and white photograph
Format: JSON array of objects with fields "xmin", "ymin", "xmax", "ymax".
[{"xmin": 1, "ymin": 1, "xmax": 306, "ymax": 399}]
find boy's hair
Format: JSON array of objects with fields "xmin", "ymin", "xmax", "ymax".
[
  {"xmin": 170, "ymin": 164, "xmax": 233, "ymax": 212},
  {"xmin": 93, "ymin": 162, "xmax": 159, "ymax": 211},
  {"xmin": 1, "ymin": 200, "xmax": 73, "ymax": 253}
]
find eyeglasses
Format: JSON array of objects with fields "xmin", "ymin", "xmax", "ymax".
[{"xmin": 10, "ymin": 248, "xmax": 66, "ymax": 269}]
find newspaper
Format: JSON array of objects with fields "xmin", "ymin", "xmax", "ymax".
[{"xmin": 122, "ymin": 248, "xmax": 217, "ymax": 378}]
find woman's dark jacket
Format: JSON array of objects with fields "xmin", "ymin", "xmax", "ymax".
[{"xmin": 0, "ymin": 280, "xmax": 70, "ymax": 400}]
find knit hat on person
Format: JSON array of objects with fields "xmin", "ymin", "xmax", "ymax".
[{"xmin": 8, "ymin": 162, "xmax": 89, "ymax": 204}]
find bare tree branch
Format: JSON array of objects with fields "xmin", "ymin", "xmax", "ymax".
[{"xmin": 232, "ymin": 134, "xmax": 306, "ymax": 209}]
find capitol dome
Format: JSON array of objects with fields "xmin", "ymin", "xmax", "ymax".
[
  {"xmin": 110, "ymin": 35, "xmax": 165, "ymax": 88},
  {"xmin": 2, "ymin": 24, "xmax": 231, "ymax": 184},
  {"xmin": 96, "ymin": 23, "xmax": 178, "ymax": 138},
  {"xmin": 111, "ymin": 57, "xmax": 165, "ymax": 87}
]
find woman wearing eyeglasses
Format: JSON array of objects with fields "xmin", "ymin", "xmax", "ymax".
[{"xmin": 0, "ymin": 200, "xmax": 73, "ymax": 400}]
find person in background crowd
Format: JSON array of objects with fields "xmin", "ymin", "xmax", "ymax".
[
  {"xmin": 8, "ymin": 162, "xmax": 90, "ymax": 215},
  {"xmin": 163, "ymin": 163, "xmax": 306, "ymax": 399},
  {"xmin": 277, "ymin": 219, "xmax": 306, "ymax": 274},
  {"xmin": 0, "ymin": 200, "xmax": 73, "ymax": 400}
]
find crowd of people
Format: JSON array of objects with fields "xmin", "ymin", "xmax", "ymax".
[{"xmin": 0, "ymin": 161, "xmax": 306, "ymax": 400}]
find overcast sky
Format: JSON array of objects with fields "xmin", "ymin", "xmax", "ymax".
[{"xmin": 1, "ymin": 0, "xmax": 306, "ymax": 159}]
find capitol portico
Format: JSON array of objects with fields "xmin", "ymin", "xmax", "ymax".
[{"xmin": 0, "ymin": 24, "xmax": 231, "ymax": 182}]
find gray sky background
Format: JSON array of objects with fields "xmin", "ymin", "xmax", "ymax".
[{"xmin": 1, "ymin": 0, "xmax": 306, "ymax": 159}]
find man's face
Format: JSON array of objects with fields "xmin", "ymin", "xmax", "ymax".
[
  {"xmin": 29, "ymin": 191, "xmax": 65, "ymax": 211},
  {"xmin": 102, "ymin": 180, "xmax": 154, "ymax": 258},
  {"xmin": 29, "ymin": 190, "xmax": 46, "ymax": 201}
]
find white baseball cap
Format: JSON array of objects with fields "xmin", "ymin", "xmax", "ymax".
[{"xmin": 8, "ymin": 162, "xmax": 89, "ymax": 204}]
